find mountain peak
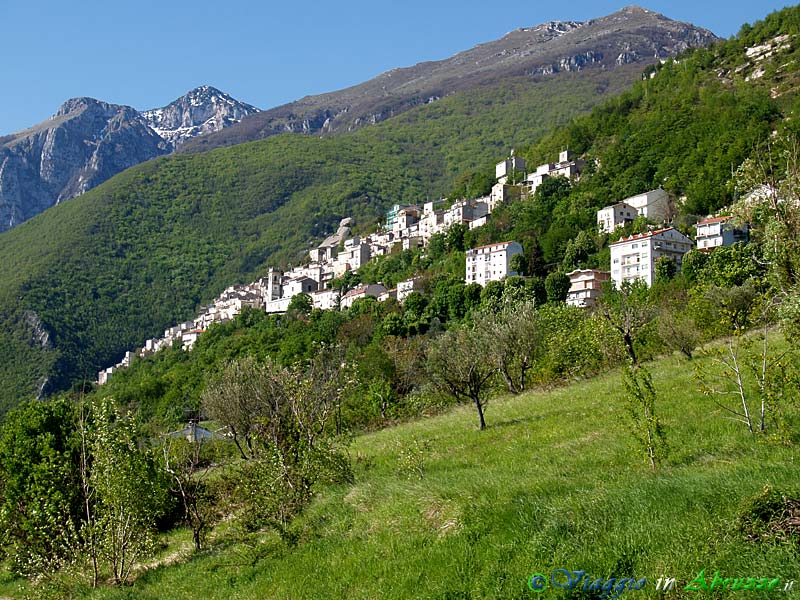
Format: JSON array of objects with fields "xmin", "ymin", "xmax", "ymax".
[
  {"xmin": 55, "ymin": 97, "xmax": 107, "ymax": 116},
  {"xmin": 141, "ymin": 87, "xmax": 260, "ymax": 147}
]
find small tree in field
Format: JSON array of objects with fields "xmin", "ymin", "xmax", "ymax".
[
  {"xmin": 161, "ymin": 436, "xmax": 214, "ymax": 551},
  {"xmin": 475, "ymin": 300, "xmax": 544, "ymax": 394},
  {"xmin": 622, "ymin": 365, "xmax": 667, "ymax": 471},
  {"xmin": 90, "ymin": 397, "xmax": 169, "ymax": 585},
  {"xmin": 426, "ymin": 326, "xmax": 496, "ymax": 429}
]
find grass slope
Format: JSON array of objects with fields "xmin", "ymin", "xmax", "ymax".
[{"xmin": 29, "ymin": 344, "xmax": 796, "ymax": 600}]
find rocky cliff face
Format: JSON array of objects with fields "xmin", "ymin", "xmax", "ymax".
[
  {"xmin": 0, "ymin": 87, "xmax": 258, "ymax": 232},
  {"xmin": 181, "ymin": 6, "xmax": 720, "ymax": 153}
]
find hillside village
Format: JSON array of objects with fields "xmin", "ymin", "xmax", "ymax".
[{"xmin": 97, "ymin": 151, "xmax": 750, "ymax": 384}]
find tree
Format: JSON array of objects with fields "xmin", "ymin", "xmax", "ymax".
[
  {"xmin": 476, "ymin": 300, "xmax": 544, "ymax": 394},
  {"xmin": 90, "ymin": 397, "xmax": 170, "ymax": 585},
  {"xmin": 622, "ymin": 365, "xmax": 668, "ymax": 471},
  {"xmin": 597, "ymin": 280, "xmax": 655, "ymax": 365},
  {"xmin": 220, "ymin": 347, "xmax": 353, "ymax": 535},
  {"xmin": 657, "ymin": 287, "xmax": 701, "ymax": 359},
  {"xmin": 426, "ymin": 327, "xmax": 496, "ymax": 430},
  {"xmin": 561, "ymin": 230, "xmax": 596, "ymax": 270},
  {"xmin": 510, "ymin": 253, "xmax": 528, "ymax": 277},
  {"xmin": 544, "ymin": 271, "xmax": 570, "ymax": 304},
  {"xmin": 427, "ymin": 233, "xmax": 447, "ymax": 260},
  {"xmin": 654, "ymin": 256, "xmax": 676, "ymax": 283},
  {"xmin": 287, "ymin": 292, "xmax": 313, "ymax": 316},
  {"xmin": 681, "ymin": 249, "xmax": 709, "ymax": 285},
  {"xmin": 161, "ymin": 436, "xmax": 215, "ymax": 551},
  {"xmin": 201, "ymin": 357, "xmax": 287, "ymax": 459},
  {"xmin": 445, "ymin": 223, "xmax": 468, "ymax": 252},
  {"xmin": 480, "ymin": 280, "xmax": 505, "ymax": 312},
  {"xmin": 0, "ymin": 398, "xmax": 82, "ymax": 578},
  {"xmin": 694, "ymin": 296, "xmax": 794, "ymax": 438}
]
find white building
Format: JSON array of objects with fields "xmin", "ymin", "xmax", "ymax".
[
  {"xmin": 610, "ymin": 228, "xmax": 693, "ymax": 288},
  {"xmin": 695, "ymin": 216, "xmax": 749, "ymax": 250},
  {"xmin": 340, "ymin": 284, "xmax": 389, "ymax": 309},
  {"xmin": 566, "ymin": 269, "xmax": 610, "ymax": 308},
  {"xmin": 283, "ymin": 276, "xmax": 319, "ymax": 297},
  {"xmin": 378, "ymin": 288, "xmax": 398, "ymax": 302},
  {"xmin": 496, "ymin": 156, "xmax": 526, "ymax": 184},
  {"xmin": 465, "ymin": 241, "xmax": 523, "ymax": 287},
  {"xmin": 310, "ymin": 288, "xmax": 340, "ymax": 311},
  {"xmin": 489, "ymin": 182, "xmax": 520, "ymax": 212},
  {"xmin": 419, "ymin": 201, "xmax": 446, "ymax": 241},
  {"xmin": 620, "ymin": 188, "xmax": 672, "ymax": 224},
  {"xmin": 265, "ymin": 296, "xmax": 292, "ymax": 314},
  {"xmin": 525, "ymin": 150, "xmax": 584, "ymax": 195},
  {"xmin": 391, "ymin": 206, "xmax": 421, "ymax": 236},
  {"xmin": 597, "ymin": 202, "xmax": 638, "ymax": 234},
  {"xmin": 397, "ymin": 276, "xmax": 425, "ymax": 303}
]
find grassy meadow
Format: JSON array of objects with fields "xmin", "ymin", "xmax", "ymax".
[{"xmin": 3, "ymin": 340, "xmax": 797, "ymax": 600}]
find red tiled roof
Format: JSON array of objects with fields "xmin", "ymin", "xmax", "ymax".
[
  {"xmin": 609, "ymin": 228, "xmax": 674, "ymax": 246},
  {"xmin": 696, "ymin": 215, "xmax": 731, "ymax": 225},
  {"xmin": 341, "ymin": 285, "xmax": 369, "ymax": 299}
]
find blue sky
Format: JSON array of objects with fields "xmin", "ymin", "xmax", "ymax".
[{"xmin": 0, "ymin": 1, "xmax": 792, "ymax": 134}]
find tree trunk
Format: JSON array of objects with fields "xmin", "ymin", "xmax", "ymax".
[
  {"xmin": 623, "ymin": 332, "xmax": 638, "ymax": 365},
  {"xmin": 473, "ymin": 396, "xmax": 486, "ymax": 430}
]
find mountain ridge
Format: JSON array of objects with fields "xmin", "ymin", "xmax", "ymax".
[
  {"xmin": 0, "ymin": 86, "xmax": 259, "ymax": 232},
  {"xmin": 181, "ymin": 6, "xmax": 718, "ymax": 153}
]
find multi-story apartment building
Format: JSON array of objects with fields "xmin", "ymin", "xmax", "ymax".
[
  {"xmin": 695, "ymin": 215, "xmax": 749, "ymax": 250},
  {"xmin": 610, "ymin": 228, "xmax": 693, "ymax": 288},
  {"xmin": 597, "ymin": 202, "xmax": 638, "ymax": 233},
  {"xmin": 565, "ymin": 269, "xmax": 611, "ymax": 307},
  {"xmin": 465, "ymin": 241, "xmax": 523, "ymax": 287}
]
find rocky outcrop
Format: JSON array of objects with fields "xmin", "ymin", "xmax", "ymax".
[{"xmin": 0, "ymin": 87, "xmax": 258, "ymax": 232}]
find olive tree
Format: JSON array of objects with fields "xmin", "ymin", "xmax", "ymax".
[{"xmin": 426, "ymin": 326, "xmax": 496, "ymax": 430}]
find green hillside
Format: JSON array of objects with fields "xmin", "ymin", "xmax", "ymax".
[
  {"xmin": 2, "ymin": 5, "xmax": 800, "ymax": 415},
  {"xmin": 3, "ymin": 341, "xmax": 794, "ymax": 599},
  {"xmin": 0, "ymin": 68, "xmax": 641, "ymax": 413}
]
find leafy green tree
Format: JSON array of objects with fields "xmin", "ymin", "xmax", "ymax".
[
  {"xmin": 0, "ymin": 398, "xmax": 81, "ymax": 577},
  {"xmin": 681, "ymin": 249, "xmax": 709, "ymax": 285},
  {"xmin": 427, "ymin": 233, "xmax": 447, "ymax": 260},
  {"xmin": 509, "ymin": 253, "xmax": 528, "ymax": 276},
  {"xmin": 561, "ymin": 230, "xmax": 596, "ymax": 270},
  {"xmin": 702, "ymin": 243, "xmax": 763, "ymax": 287},
  {"xmin": 379, "ymin": 312, "xmax": 406, "ymax": 338},
  {"xmin": 657, "ymin": 286, "xmax": 701, "ymax": 359},
  {"xmin": 287, "ymin": 292, "xmax": 313, "ymax": 316},
  {"xmin": 479, "ymin": 280, "xmax": 505, "ymax": 313},
  {"xmin": 445, "ymin": 223, "xmax": 468, "ymax": 252},
  {"xmin": 544, "ymin": 271, "xmax": 571, "ymax": 304},
  {"xmin": 426, "ymin": 327, "xmax": 496, "ymax": 430},
  {"xmin": 476, "ymin": 300, "xmax": 544, "ymax": 394},
  {"xmin": 654, "ymin": 256, "xmax": 677, "ymax": 283},
  {"xmin": 597, "ymin": 280, "xmax": 655, "ymax": 365},
  {"xmin": 90, "ymin": 397, "xmax": 170, "ymax": 585},
  {"xmin": 526, "ymin": 276, "xmax": 547, "ymax": 306},
  {"xmin": 463, "ymin": 283, "xmax": 483, "ymax": 314}
]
